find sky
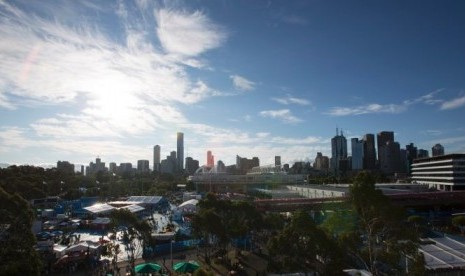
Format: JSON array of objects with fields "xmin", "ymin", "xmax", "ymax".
[{"xmin": 1, "ymin": 0, "xmax": 465, "ymax": 168}]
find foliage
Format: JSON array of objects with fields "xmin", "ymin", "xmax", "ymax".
[
  {"xmin": 0, "ymin": 187, "xmax": 41, "ymax": 275},
  {"xmin": 267, "ymin": 210, "xmax": 345, "ymax": 275},
  {"xmin": 348, "ymin": 171, "xmax": 419, "ymax": 275},
  {"xmin": 109, "ymin": 209, "xmax": 154, "ymax": 268}
]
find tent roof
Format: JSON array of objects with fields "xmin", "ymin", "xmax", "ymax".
[
  {"xmin": 178, "ymin": 199, "xmax": 199, "ymax": 208},
  {"xmin": 83, "ymin": 203, "xmax": 115, "ymax": 214}
]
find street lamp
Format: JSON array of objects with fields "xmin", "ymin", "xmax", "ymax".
[{"xmin": 170, "ymin": 237, "xmax": 174, "ymax": 267}]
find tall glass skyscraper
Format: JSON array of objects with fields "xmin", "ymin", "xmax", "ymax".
[
  {"xmin": 331, "ymin": 128, "xmax": 347, "ymax": 175},
  {"xmin": 177, "ymin": 132, "xmax": 184, "ymax": 171}
]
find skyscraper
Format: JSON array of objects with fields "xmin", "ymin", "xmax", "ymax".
[
  {"xmin": 351, "ymin": 138, "xmax": 364, "ymax": 170},
  {"xmin": 177, "ymin": 132, "xmax": 184, "ymax": 171},
  {"xmin": 377, "ymin": 131, "xmax": 394, "ymax": 162},
  {"xmin": 331, "ymin": 128, "xmax": 348, "ymax": 175},
  {"xmin": 153, "ymin": 145, "xmax": 160, "ymax": 172},
  {"xmin": 275, "ymin": 156, "xmax": 281, "ymax": 167},
  {"xmin": 362, "ymin": 134, "xmax": 376, "ymax": 170},
  {"xmin": 207, "ymin": 150, "xmax": 214, "ymax": 167}
]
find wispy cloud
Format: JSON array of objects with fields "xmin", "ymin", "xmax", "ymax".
[
  {"xmin": 0, "ymin": 1, "xmax": 226, "ymax": 139},
  {"xmin": 440, "ymin": 95, "xmax": 465, "ymax": 110},
  {"xmin": 325, "ymin": 90, "xmax": 444, "ymax": 116},
  {"xmin": 272, "ymin": 94, "xmax": 311, "ymax": 105},
  {"xmin": 230, "ymin": 75, "xmax": 256, "ymax": 91},
  {"xmin": 259, "ymin": 109, "xmax": 303, "ymax": 124},
  {"xmin": 326, "ymin": 103, "xmax": 406, "ymax": 116}
]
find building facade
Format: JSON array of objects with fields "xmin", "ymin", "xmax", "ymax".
[
  {"xmin": 351, "ymin": 138, "xmax": 364, "ymax": 171},
  {"xmin": 331, "ymin": 129, "xmax": 348, "ymax": 176},
  {"xmin": 411, "ymin": 154, "xmax": 465, "ymax": 191},
  {"xmin": 153, "ymin": 145, "xmax": 161, "ymax": 172},
  {"xmin": 177, "ymin": 132, "xmax": 184, "ymax": 171},
  {"xmin": 432, "ymin": 143, "xmax": 445, "ymax": 157}
]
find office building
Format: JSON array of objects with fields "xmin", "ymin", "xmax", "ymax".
[
  {"xmin": 153, "ymin": 145, "xmax": 161, "ymax": 172},
  {"xmin": 313, "ymin": 152, "xmax": 329, "ymax": 171},
  {"xmin": 275, "ymin": 156, "xmax": 281, "ymax": 167},
  {"xmin": 351, "ymin": 138, "xmax": 364, "ymax": 171},
  {"xmin": 177, "ymin": 132, "xmax": 184, "ymax": 171},
  {"xmin": 207, "ymin": 151, "xmax": 214, "ymax": 167},
  {"xmin": 185, "ymin": 157, "xmax": 200, "ymax": 175},
  {"xmin": 418, "ymin": 149, "xmax": 429, "ymax": 158},
  {"xmin": 236, "ymin": 155, "xmax": 260, "ymax": 174},
  {"xmin": 377, "ymin": 131, "xmax": 394, "ymax": 163},
  {"xmin": 362, "ymin": 134, "xmax": 376, "ymax": 170},
  {"xmin": 57, "ymin": 161, "xmax": 75, "ymax": 174},
  {"xmin": 379, "ymin": 141, "xmax": 402, "ymax": 175},
  {"xmin": 331, "ymin": 129, "xmax": 348, "ymax": 176},
  {"xmin": 411, "ymin": 154, "xmax": 465, "ymax": 191},
  {"xmin": 432, "ymin": 143, "xmax": 445, "ymax": 157},
  {"xmin": 109, "ymin": 162, "xmax": 117, "ymax": 174},
  {"xmin": 137, "ymin": 160, "xmax": 150, "ymax": 172}
]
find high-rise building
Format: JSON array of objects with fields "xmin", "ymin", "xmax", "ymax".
[
  {"xmin": 137, "ymin": 160, "xmax": 150, "ymax": 172},
  {"xmin": 236, "ymin": 155, "xmax": 260, "ymax": 174},
  {"xmin": 177, "ymin": 132, "xmax": 184, "ymax": 171},
  {"xmin": 362, "ymin": 134, "xmax": 376, "ymax": 170},
  {"xmin": 207, "ymin": 151, "xmax": 214, "ymax": 167},
  {"xmin": 379, "ymin": 141, "xmax": 401, "ymax": 175},
  {"xmin": 109, "ymin": 162, "xmax": 117, "ymax": 174},
  {"xmin": 153, "ymin": 145, "xmax": 161, "ymax": 172},
  {"xmin": 313, "ymin": 152, "xmax": 329, "ymax": 171},
  {"xmin": 185, "ymin": 157, "xmax": 199, "ymax": 175},
  {"xmin": 57, "ymin": 161, "xmax": 75, "ymax": 174},
  {"xmin": 432, "ymin": 143, "xmax": 445, "ymax": 157},
  {"xmin": 418, "ymin": 149, "xmax": 429, "ymax": 158},
  {"xmin": 377, "ymin": 131, "xmax": 394, "ymax": 162},
  {"xmin": 331, "ymin": 128, "xmax": 348, "ymax": 176},
  {"xmin": 217, "ymin": 160, "xmax": 226, "ymax": 172},
  {"xmin": 275, "ymin": 156, "xmax": 281, "ymax": 167},
  {"xmin": 351, "ymin": 138, "xmax": 364, "ymax": 170}
]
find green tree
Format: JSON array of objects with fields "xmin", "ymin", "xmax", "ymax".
[
  {"xmin": 267, "ymin": 210, "xmax": 345, "ymax": 275},
  {"xmin": 0, "ymin": 187, "xmax": 41, "ymax": 275},
  {"xmin": 349, "ymin": 171, "xmax": 419, "ymax": 275}
]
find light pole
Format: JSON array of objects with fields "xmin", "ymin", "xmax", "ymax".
[{"xmin": 170, "ymin": 238, "xmax": 173, "ymax": 267}]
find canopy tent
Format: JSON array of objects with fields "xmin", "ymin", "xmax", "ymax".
[
  {"xmin": 173, "ymin": 261, "xmax": 200, "ymax": 273},
  {"xmin": 134, "ymin": 262, "xmax": 161, "ymax": 273}
]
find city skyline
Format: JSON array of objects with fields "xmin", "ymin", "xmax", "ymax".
[{"xmin": 1, "ymin": 1, "xmax": 465, "ymax": 167}]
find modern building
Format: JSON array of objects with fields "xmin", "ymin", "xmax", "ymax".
[
  {"xmin": 160, "ymin": 152, "xmax": 177, "ymax": 174},
  {"xmin": 351, "ymin": 138, "xmax": 364, "ymax": 171},
  {"xmin": 418, "ymin": 149, "xmax": 429, "ymax": 158},
  {"xmin": 236, "ymin": 155, "xmax": 260, "ymax": 174},
  {"xmin": 86, "ymin": 157, "xmax": 107, "ymax": 175},
  {"xmin": 379, "ymin": 141, "xmax": 402, "ymax": 175},
  {"xmin": 109, "ymin": 162, "xmax": 117, "ymax": 174},
  {"xmin": 153, "ymin": 145, "xmax": 161, "ymax": 172},
  {"xmin": 432, "ymin": 143, "xmax": 445, "ymax": 157},
  {"xmin": 377, "ymin": 131, "xmax": 394, "ymax": 162},
  {"xmin": 56, "ymin": 161, "xmax": 75, "ymax": 174},
  {"xmin": 275, "ymin": 156, "xmax": 281, "ymax": 167},
  {"xmin": 185, "ymin": 157, "xmax": 200, "ymax": 175},
  {"xmin": 137, "ymin": 160, "xmax": 150, "ymax": 173},
  {"xmin": 331, "ymin": 129, "xmax": 348, "ymax": 176},
  {"xmin": 313, "ymin": 152, "xmax": 329, "ymax": 172},
  {"xmin": 411, "ymin": 154, "xmax": 465, "ymax": 191},
  {"xmin": 207, "ymin": 150, "xmax": 214, "ymax": 167},
  {"xmin": 362, "ymin": 134, "xmax": 376, "ymax": 170},
  {"xmin": 177, "ymin": 132, "xmax": 184, "ymax": 171}
]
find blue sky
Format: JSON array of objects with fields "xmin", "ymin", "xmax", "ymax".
[{"xmin": 1, "ymin": 0, "xmax": 465, "ymax": 168}]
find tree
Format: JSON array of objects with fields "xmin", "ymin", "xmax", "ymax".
[
  {"xmin": 349, "ymin": 171, "xmax": 419, "ymax": 275},
  {"xmin": 0, "ymin": 187, "xmax": 41, "ymax": 275},
  {"xmin": 267, "ymin": 210, "xmax": 345, "ymax": 275},
  {"xmin": 109, "ymin": 209, "xmax": 154, "ymax": 269}
]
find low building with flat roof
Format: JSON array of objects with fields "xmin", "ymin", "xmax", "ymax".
[{"xmin": 411, "ymin": 154, "xmax": 465, "ymax": 191}]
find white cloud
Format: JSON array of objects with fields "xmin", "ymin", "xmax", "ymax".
[
  {"xmin": 440, "ymin": 95, "xmax": 465, "ymax": 110},
  {"xmin": 259, "ymin": 109, "xmax": 303, "ymax": 123},
  {"xmin": 230, "ymin": 75, "xmax": 256, "ymax": 91},
  {"xmin": 326, "ymin": 103, "xmax": 406, "ymax": 116},
  {"xmin": 0, "ymin": 1, "xmax": 224, "ymax": 139},
  {"xmin": 272, "ymin": 94, "xmax": 310, "ymax": 105},
  {"xmin": 155, "ymin": 9, "xmax": 226, "ymax": 57}
]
